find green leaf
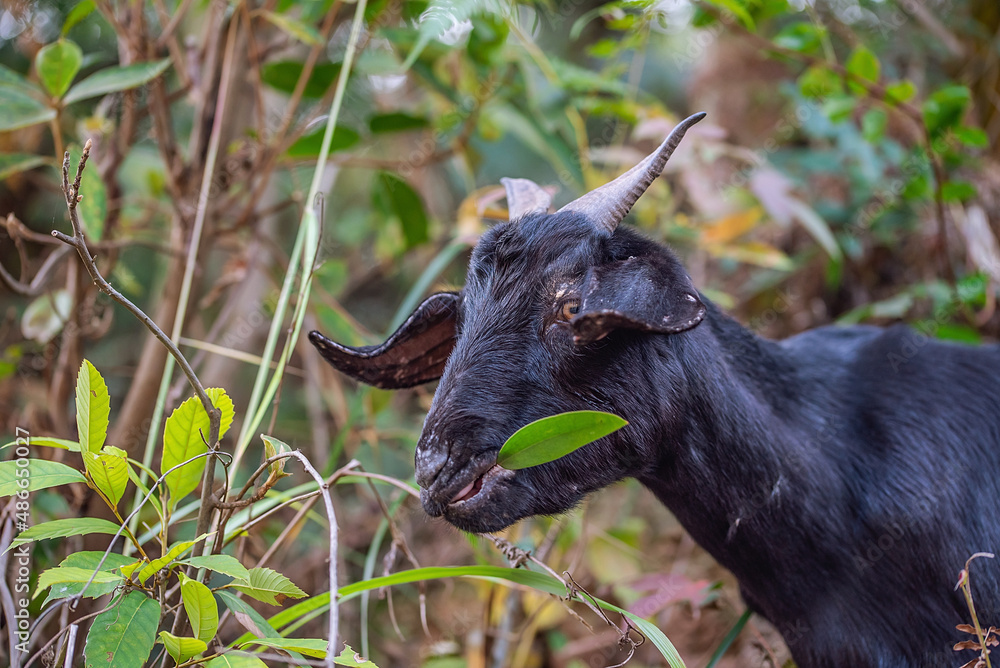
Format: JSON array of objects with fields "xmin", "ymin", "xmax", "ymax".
[
  {"xmin": 772, "ymin": 22, "xmax": 825, "ymax": 54},
  {"xmin": 942, "ymin": 180, "xmax": 977, "ymax": 202},
  {"xmin": 179, "ymin": 573, "xmax": 219, "ymax": 644},
  {"xmin": 400, "ymin": 0, "xmax": 478, "ymax": 70},
  {"xmin": 84, "ymin": 448, "xmax": 130, "ymax": 507},
  {"xmin": 36, "ymin": 39, "xmax": 83, "ymax": 98},
  {"xmin": 218, "ymin": 589, "xmax": 307, "ymax": 662},
  {"xmin": 1, "ymin": 437, "xmax": 81, "ymax": 452},
  {"xmin": 35, "ymin": 566, "xmax": 121, "ymax": 599},
  {"xmin": 240, "ymin": 638, "xmax": 328, "ymax": 659},
  {"xmin": 0, "ymin": 64, "xmax": 41, "ymax": 94},
  {"xmin": 369, "ymin": 112, "xmax": 430, "ymax": 134},
  {"xmin": 136, "ymin": 536, "xmax": 207, "ymax": 584},
  {"xmin": 67, "ymin": 144, "xmax": 107, "ymax": 240},
  {"xmin": 286, "ymin": 126, "xmax": 360, "ymax": 158},
  {"xmin": 0, "ymin": 153, "xmax": 50, "ymax": 180},
  {"xmin": 821, "ymin": 96, "xmax": 856, "ymax": 124},
  {"xmin": 180, "ymin": 554, "xmax": 250, "ymax": 582},
  {"xmin": 63, "ymin": 0, "xmax": 96, "ymax": 35},
  {"xmin": 468, "ymin": 13, "xmax": 509, "ymax": 66},
  {"xmin": 954, "ymin": 125, "xmax": 988, "ymax": 148},
  {"xmin": 0, "ymin": 459, "xmax": 85, "ymax": 497},
  {"xmin": 334, "ymin": 645, "xmax": 380, "ymax": 667},
  {"xmin": 845, "ymin": 46, "xmax": 880, "ymax": 93},
  {"xmin": 701, "ymin": 0, "xmax": 754, "ymax": 30},
  {"xmin": 64, "ymin": 59, "xmax": 171, "ymax": 104},
  {"xmin": 861, "ymin": 108, "xmax": 887, "ymax": 143},
  {"xmin": 260, "ymin": 61, "xmax": 341, "ymax": 98},
  {"xmin": 8, "ymin": 517, "xmax": 121, "ymax": 551},
  {"xmin": 83, "ymin": 592, "xmax": 160, "ymax": 668},
  {"xmin": 231, "ymin": 567, "xmax": 307, "ymax": 605},
  {"xmin": 885, "ymin": 79, "xmax": 917, "ymax": 106},
  {"xmin": 372, "ymin": 171, "xmax": 429, "ymax": 249},
  {"xmin": 496, "ymin": 411, "xmax": 628, "ymax": 470},
  {"xmin": 202, "ymin": 656, "xmax": 268, "ymax": 668},
  {"xmin": 798, "ymin": 65, "xmax": 841, "ymax": 99},
  {"xmin": 334, "ymin": 565, "xmax": 684, "ymax": 667},
  {"xmin": 76, "ymin": 359, "xmax": 110, "ymax": 454},
  {"xmin": 258, "ymin": 10, "xmax": 321, "ymax": 46},
  {"xmin": 40, "ymin": 552, "xmax": 135, "ymax": 605},
  {"xmin": 260, "ymin": 434, "xmax": 290, "ymax": 479},
  {"xmin": 159, "ymin": 632, "xmax": 207, "ymax": 664},
  {"xmin": 922, "ymin": 85, "xmax": 971, "ymax": 136},
  {"xmin": 0, "ymin": 88, "xmax": 57, "ymax": 131},
  {"xmin": 161, "ymin": 389, "xmax": 234, "ymax": 508}
]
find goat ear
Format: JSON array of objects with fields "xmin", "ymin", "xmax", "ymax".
[
  {"xmin": 308, "ymin": 292, "xmax": 458, "ymax": 389},
  {"xmin": 571, "ymin": 257, "xmax": 705, "ymax": 345}
]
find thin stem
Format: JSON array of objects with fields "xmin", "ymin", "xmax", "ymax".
[{"xmin": 51, "ymin": 141, "xmax": 217, "ymax": 425}]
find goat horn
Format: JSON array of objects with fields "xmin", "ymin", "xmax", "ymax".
[
  {"xmin": 558, "ymin": 111, "xmax": 706, "ymax": 234},
  {"xmin": 501, "ymin": 177, "xmax": 553, "ymax": 220}
]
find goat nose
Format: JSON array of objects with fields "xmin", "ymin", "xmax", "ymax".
[{"xmin": 414, "ymin": 431, "xmax": 448, "ymax": 488}]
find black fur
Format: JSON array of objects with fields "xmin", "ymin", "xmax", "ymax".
[{"xmin": 313, "ymin": 210, "xmax": 1000, "ymax": 668}]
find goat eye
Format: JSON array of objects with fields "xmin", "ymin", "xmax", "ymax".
[{"xmin": 558, "ymin": 299, "xmax": 581, "ymax": 321}]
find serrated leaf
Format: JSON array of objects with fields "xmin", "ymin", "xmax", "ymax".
[
  {"xmin": 159, "ymin": 632, "xmax": 207, "ymax": 664},
  {"xmin": 0, "ymin": 88, "xmax": 57, "ymax": 131},
  {"xmin": 36, "ymin": 39, "xmax": 83, "ymax": 98},
  {"xmin": 202, "ymin": 656, "xmax": 268, "ymax": 668},
  {"xmin": 231, "ymin": 567, "xmax": 307, "ymax": 605},
  {"xmin": 217, "ymin": 590, "xmax": 307, "ymax": 662},
  {"xmin": 258, "ymin": 10, "xmax": 320, "ymax": 45},
  {"xmin": 7, "ymin": 517, "xmax": 121, "ymax": 551},
  {"xmin": 180, "ymin": 554, "xmax": 250, "ymax": 582},
  {"xmin": 496, "ymin": 411, "xmax": 628, "ymax": 470},
  {"xmin": 240, "ymin": 637, "xmax": 327, "ymax": 659},
  {"xmin": 0, "ymin": 153, "xmax": 50, "ymax": 180},
  {"xmin": 84, "ymin": 449, "xmax": 130, "ymax": 507},
  {"xmin": 179, "ymin": 573, "xmax": 219, "ymax": 644},
  {"xmin": 35, "ymin": 566, "xmax": 121, "ymax": 599},
  {"xmin": 0, "ymin": 459, "xmax": 86, "ymax": 497},
  {"xmin": 76, "ymin": 359, "xmax": 110, "ymax": 454},
  {"xmin": 41, "ymin": 552, "xmax": 135, "ymax": 606},
  {"xmin": 136, "ymin": 535, "xmax": 209, "ymax": 584},
  {"xmin": 83, "ymin": 591, "xmax": 160, "ymax": 668},
  {"xmin": 64, "ymin": 58, "xmax": 171, "ymax": 104},
  {"xmin": 161, "ymin": 388, "xmax": 233, "ymax": 508}
]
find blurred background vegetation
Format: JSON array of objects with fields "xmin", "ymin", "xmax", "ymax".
[{"xmin": 1, "ymin": 0, "xmax": 998, "ymax": 666}]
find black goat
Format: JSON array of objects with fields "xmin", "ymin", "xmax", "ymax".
[{"xmin": 310, "ymin": 113, "xmax": 1000, "ymax": 668}]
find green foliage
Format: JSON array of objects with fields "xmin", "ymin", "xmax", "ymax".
[
  {"xmin": 83, "ymin": 592, "xmax": 160, "ymax": 668},
  {"xmin": 75, "ymin": 359, "xmax": 110, "ymax": 454},
  {"xmin": 161, "ymin": 388, "xmax": 234, "ymax": 509},
  {"xmin": 35, "ymin": 39, "xmax": 82, "ymax": 98},
  {"xmin": 0, "ymin": 459, "xmax": 86, "ymax": 496},
  {"xmin": 496, "ymin": 411, "xmax": 628, "ymax": 470},
  {"xmin": 230, "ymin": 567, "xmax": 308, "ymax": 605}
]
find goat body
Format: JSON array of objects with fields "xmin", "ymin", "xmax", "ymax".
[{"xmin": 310, "ymin": 114, "xmax": 1000, "ymax": 667}]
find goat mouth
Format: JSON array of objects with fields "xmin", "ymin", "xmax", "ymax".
[{"xmin": 449, "ymin": 464, "xmax": 507, "ymax": 506}]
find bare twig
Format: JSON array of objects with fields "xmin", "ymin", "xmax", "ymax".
[{"xmin": 51, "ymin": 141, "xmax": 220, "ymax": 432}]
